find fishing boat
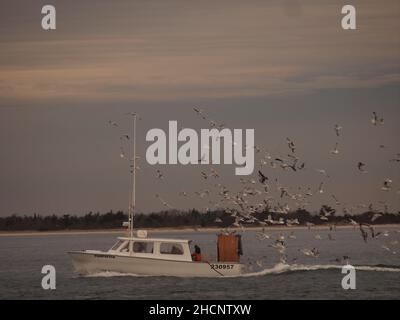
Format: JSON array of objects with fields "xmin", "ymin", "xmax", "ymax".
[{"xmin": 68, "ymin": 114, "xmax": 245, "ymax": 277}]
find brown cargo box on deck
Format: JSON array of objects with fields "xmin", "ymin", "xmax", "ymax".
[{"xmin": 217, "ymin": 234, "xmax": 243, "ymax": 262}]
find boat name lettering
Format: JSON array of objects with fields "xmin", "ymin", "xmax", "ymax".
[{"xmin": 94, "ymin": 254, "xmax": 115, "ymax": 259}]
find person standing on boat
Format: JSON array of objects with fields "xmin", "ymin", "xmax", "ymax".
[{"xmin": 191, "ymin": 245, "xmax": 202, "ymax": 262}]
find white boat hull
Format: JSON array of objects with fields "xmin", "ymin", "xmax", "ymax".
[{"xmin": 68, "ymin": 251, "xmax": 244, "ymax": 277}]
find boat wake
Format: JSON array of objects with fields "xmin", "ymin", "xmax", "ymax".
[
  {"xmin": 81, "ymin": 263, "xmax": 400, "ymax": 279},
  {"xmin": 237, "ymin": 263, "xmax": 400, "ymax": 278}
]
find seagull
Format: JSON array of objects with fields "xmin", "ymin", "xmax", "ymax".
[
  {"xmin": 305, "ymin": 188, "xmax": 313, "ymax": 196},
  {"xmin": 371, "ymin": 112, "xmax": 384, "ymax": 126},
  {"xmin": 119, "ymin": 147, "xmax": 126, "ymax": 158},
  {"xmin": 300, "ymin": 248, "xmax": 319, "ymax": 258},
  {"xmin": 156, "ymin": 169, "xmax": 164, "ymax": 179},
  {"xmin": 193, "ymin": 107, "xmax": 204, "ymax": 117},
  {"xmin": 256, "ymin": 231, "xmax": 270, "ymax": 241},
  {"xmin": 333, "ymin": 256, "xmax": 350, "ymax": 264},
  {"xmin": 232, "ymin": 220, "xmax": 241, "ymax": 228},
  {"xmin": 154, "ymin": 194, "xmax": 173, "ymax": 208},
  {"xmin": 255, "ymin": 260, "xmax": 263, "ymax": 268},
  {"xmin": 359, "ymin": 224, "xmax": 369, "ymax": 243},
  {"xmin": 255, "ymin": 146, "xmax": 262, "ymax": 154},
  {"xmin": 298, "ymin": 162, "xmax": 305, "ymax": 170},
  {"xmin": 349, "ymin": 219, "xmax": 358, "ymax": 227},
  {"xmin": 371, "ymin": 213, "xmax": 383, "ymax": 222},
  {"xmin": 269, "ymin": 240, "xmax": 286, "ymax": 254},
  {"xmin": 381, "ymin": 179, "xmax": 392, "ymax": 191},
  {"xmin": 210, "ymin": 168, "xmax": 220, "ymax": 178},
  {"xmin": 258, "ymin": 170, "xmax": 268, "ymax": 184},
  {"xmin": 316, "ymin": 169, "xmax": 329, "ymax": 178},
  {"xmin": 321, "ymin": 206, "xmax": 336, "ymax": 217},
  {"xmin": 318, "ymin": 182, "xmax": 324, "ymax": 194},
  {"xmin": 382, "ymin": 230, "xmax": 390, "ymax": 237},
  {"xmin": 334, "ymin": 124, "xmax": 342, "ymax": 137},
  {"xmin": 288, "ymin": 231, "xmax": 297, "ymax": 239},
  {"xmin": 357, "ymin": 162, "xmax": 367, "ymax": 173},
  {"xmin": 286, "ymin": 138, "xmax": 296, "ymax": 153},
  {"xmin": 108, "ymin": 120, "xmax": 118, "ymax": 127},
  {"xmin": 124, "ymin": 112, "xmax": 140, "ymax": 119},
  {"xmin": 120, "ymin": 134, "xmax": 130, "ymax": 141},
  {"xmin": 330, "ymin": 142, "xmax": 339, "ymax": 155},
  {"xmin": 279, "ymin": 187, "xmax": 289, "ymax": 198},
  {"xmin": 389, "ymin": 154, "xmax": 400, "ymax": 163},
  {"xmin": 331, "ymin": 194, "xmax": 340, "ymax": 205}
]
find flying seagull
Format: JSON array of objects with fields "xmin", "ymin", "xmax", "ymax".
[
  {"xmin": 381, "ymin": 178, "xmax": 392, "ymax": 191},
  {"xmin": 334, "ymin": 124, "xmax": 342, "ymax": 137},
  {"xmin": 120, "ymin": 134, "xmax": 130, "ymax": 141},
  {"xmin": 316, "ymin": 169, "xmax": 330, "ymax": 178},
  {"xmin": 286, "ymin": 138, "xmax": 296, "ymax": 153},
  {"xmin": 156, "ymin": 169, "xmax": 164, "ymax": 179},
  {"xmin": 330, "ymin": 142, "xmax": 339, "ymax": 155},
  {"xmin": 357, "ymin": 162, "xmax": 367, "ymax": 173},
  {"xmin": 108, "ymin": 120, "xmax": 118, "ymax": 127},
  {"xmin": 371, "ymin": 112, "xmax": 384, "ymax": 126},
  {"xmin": 258, "ymin": 170, "xmax": 268, "ymax": 184},
  {"xmin": 318, "ymin": 182, "xmax": 324, "ymax": 194}
]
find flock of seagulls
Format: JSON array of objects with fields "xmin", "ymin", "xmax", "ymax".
[
  {"xmin": 106, "ymin": 109, "xmax": 399, "ymax": 263},
  {"xmin": 110, "ymin": 110, "xmax": 397, "ymax": 227},
  {"xmin": 251, "ymin": 225, "xmax": 398, "ymax": 268}
]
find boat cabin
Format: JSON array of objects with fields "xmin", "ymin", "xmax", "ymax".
[{"xmin": 108, "ymin": 236, "xmax": 193, "ymax": 262}]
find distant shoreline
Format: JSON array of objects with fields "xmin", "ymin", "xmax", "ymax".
[{"xmin": 0, "ymin": 224, "xmax": 399, "ymax": 237}]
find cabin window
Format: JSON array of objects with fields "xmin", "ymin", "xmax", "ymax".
[
  {"xmin": 133, "ymin": 241, "xmax": 153, "ymax": 253},
  {"xmin": 160, "ymin": 243, "xmax": 184, "ymax": 255}
]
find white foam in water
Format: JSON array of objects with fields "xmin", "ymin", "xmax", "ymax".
[
  {"xmin": 85, "ymin": 271, "xmax": 147, "ymax": 278},
  {"xmin": 82, "ymin": 264, "xmax": 400, "ymax": 279},
  {"xmin": 237, "ymin": 263, "xmax": 400, "ymax": 278},
  {"xmin": 353, "ymin": 265, "xmax": 400, "ymax": 272}
]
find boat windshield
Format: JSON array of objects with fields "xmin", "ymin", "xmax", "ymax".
[
  {"xmin": 110, "ymin": 240, "xmax": 124, "ymax": 251},
  {"xmin": 110, "ymin": 240, "xmax": 129, "ymax": 251}
]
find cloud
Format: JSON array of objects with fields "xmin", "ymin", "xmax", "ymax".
[{"xmin": 0, "ymin": 0, "xmax": 399, "ymax": 105}]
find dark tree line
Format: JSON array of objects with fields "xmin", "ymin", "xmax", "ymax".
[{"xmin": 0, "ymin": 208, "xmax": 399, "ymax": 231}]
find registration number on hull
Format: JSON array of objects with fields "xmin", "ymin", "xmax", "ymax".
[{"xmin": 209, "ymin": 264, "xmax": 234, "ymax": 270}]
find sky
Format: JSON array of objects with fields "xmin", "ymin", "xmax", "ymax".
[{"xmin": 0, "ymin": 0, "xmax": 399, "ymax": 216}]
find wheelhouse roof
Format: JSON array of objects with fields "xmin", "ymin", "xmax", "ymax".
[{"xmin": 117, "ymin": 237, "xmax": 191, "ymax": 244}]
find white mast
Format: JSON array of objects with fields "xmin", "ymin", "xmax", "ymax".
[{"xmin": 128, "ymin": 113, "xmax": 137, "ymax": 238}]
